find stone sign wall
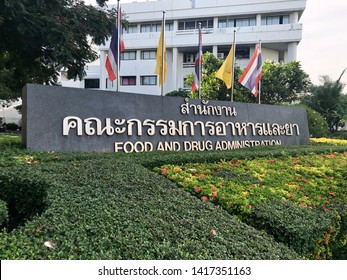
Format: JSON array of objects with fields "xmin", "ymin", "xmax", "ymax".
[{"xmin": 22, "ymin": 84, "xmax": 310, "ymax": 153}]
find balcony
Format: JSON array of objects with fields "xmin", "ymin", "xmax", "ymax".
[{"xmin": 102, "ymin": 23, "xmax": 302, "ymax": 51}]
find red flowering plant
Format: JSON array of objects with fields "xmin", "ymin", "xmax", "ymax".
[
  {"xmin": 157, "ymin": 153, "xmax": 347, "ymax": 215},
  {"xmin": 155, "ymin": 152, "xmax": 347, "ymax": 259}
]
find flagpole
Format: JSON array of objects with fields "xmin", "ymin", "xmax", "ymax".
[
  {"xmin": 231, "ymin": 30, "xmax": 236, "ymax": 102},
  {"xmin": 258, "ymin": 40, "xmax": 262, "ymax": 104},
  {"xmin": 116, "ymin": 0, "xmax": 121, "ymax": 92},
  {"xmin": 161, "ymin": 11, "xmax": 166, "ymax": 96},
  {"xmin": 198, "ymin": 22, "xmax": 202, "ymax": 99}
]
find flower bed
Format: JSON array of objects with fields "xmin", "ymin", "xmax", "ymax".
[
  {"xmin": 311, "ymin": 137, "xmax": 347, "ymax": 146},
  {"xmin": 157, "ymin": 152, "xmax": 347, "ymax": 212},
  {"xmin": 156, "ymin": 152, "xmax": 347, "ymax": 259}
]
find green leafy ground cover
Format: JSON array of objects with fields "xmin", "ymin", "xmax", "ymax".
[{"xmin": 1, "ymin": 134, "xmax": 347, "ymax": 260}]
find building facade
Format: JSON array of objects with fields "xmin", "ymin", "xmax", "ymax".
[{"xmin": 61, "ymin": 0, "xmax": 307, "ymax": 95}]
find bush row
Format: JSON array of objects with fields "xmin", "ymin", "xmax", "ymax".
[
  {"xmin": 246, "ymin": 200, "xmax": 346, "ymax": 259},
  {"xmin": 0, "ymin": 200, "xmax": 8, "ymax": 227},
  {"xmin": 330, "ymin": 130, "xmax": 347, "ymax": 140},
  {"xmin": 0, "ymin": 168, "xmax": 48, "ymax": 230},
  {"xmin": 134, "ymin": 144, "xmax": 347, "ymax": 169},
  {"xmin": 310, "ymin": 138, "xmax": 347, "ymax": 146},
  {"xmin": 0, "ymin": 156, "xmax": 300, "ymax": 260},
  {"xmin": 1, "ymin": 138, "xmax": 347, "ymax": 260},
  {"xmin": 328, "ymin": 203, "xmax": 347, "ymax": 259}
]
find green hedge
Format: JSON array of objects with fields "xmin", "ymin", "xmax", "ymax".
[
  {"xmin": 0, "ymin": 168, "xmax": 48, "ymax": 230},
  {"xmin": 295, "ymin": 105, "xmax": 329, "ymax": 138},
  {"xmin": 330, "ymin": 131, "xmax": 347, "ymax": 140},
  {"xmin": 140, "ymin": 144, "xmax": 347, "ymax": 167},
  {"xmin": 246, "ymin": 200, "xmax": 346, "ymax": 259},
  {"xmin": 0, "ymin": 200, "xmax": 8, "ymax": 227},
  {"xmin": 0, "ymin": 158, "xmax": 299, "ymax": 260},
  {"xmin": 327, "ymin": 204, "xmax": 347, "ymax": 259},
  {"xmin": 1, "ymin": 135, "xmax": 347, "ymax": 260}
]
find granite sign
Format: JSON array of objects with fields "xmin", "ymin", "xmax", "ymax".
[{"xmin": 22, "ymin": 84, "xmax": 310, "ymax": 153}]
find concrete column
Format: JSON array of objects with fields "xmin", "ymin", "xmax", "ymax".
[
  {"xmin": 172, "ymin": 47, "xmax": 178, "ymax": 90},
  {"xmin": 100, "ymin": 50, "xmax": 107, "ymax": 90},
  {"xmin": 290, "ymin": 12, "xmax": 299, "ymax": 24},
  {"xmin": 287, "ymin": 42, "xmax": 298, "ymax": 62},
  {"xmin": 256, "ymin": 14, "xmax": 262, "ymax": 26},
  {"xmin": 213, "ymin": 17, "xmax": 218, "ymax": 28},
  {"xmin": 213, "ymin": 45, "xmax": 218, "ymax": 57},
  {"xmin": 136, "ymin": 50, "xmax": 141, "ymax": 87},
  {"xmin": 173, "ymin": 20, "xmax": 178, "ymax": 31}
]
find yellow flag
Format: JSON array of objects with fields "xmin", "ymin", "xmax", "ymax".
[
  {"xmin": 155, "ymin": 19, "xmax": 167, "ymax": 86},
  {"xmin": 215, "ymin": 44, "xmax": 234, "ymax": 89}
]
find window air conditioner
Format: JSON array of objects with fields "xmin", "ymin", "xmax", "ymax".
[{"xmin": 217, "ymin": 53, "xmax": 225, "ymax": 59}]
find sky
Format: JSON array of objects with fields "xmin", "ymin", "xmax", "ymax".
[
  {"xmin": 85, "ymin": 0, "xmax": 347, "ymax": 90},
  {"xmin": 297, "ymin": 0, "xmax": 347, "ymax": 88}
]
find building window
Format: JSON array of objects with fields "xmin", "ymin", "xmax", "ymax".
[
  {"xmin": 218, "ymin": 18, "xmax": 234, "ymax": 28},
  {"xmin": 141, "ymin": 50, "xmax": 156, "ymax": 60},
  {"xmin": 178, "ymin": 18, "xmax": 213, "ymax": 30},
  {"xmin": 141, "ymin": 23, "xmax": 161, "ymax": 33},
  {"xmin": 219, "ymin": 17, "xmax": 256, "ymax": 28},
  {"xmin": 165, "ymin": 22, "xmax": 174, "ymax": 31},
  {"xmin": 282, "ymin": 15, "xmax": 289, "ymax": 24},
  {"xmin": 140, "ymin": 24, "xmax": 152, "ymax": 33},
  {"xmin": 185, "ymin": 21, "xmax": 196, "ymax": 30},
  {"xmin": 217, "ymin": 47, "xmax": 250, "ymax": 59},
  {"xmin": 235, "ymin": 48, "xmax": 250, "ymax": 59},
  {"xmin": 140, "ymin": 22, "xmax": 173, "ymax": 33},
  {"xmin": 121, "ymin": 51, "xmax": 136, "ymax": 60},
  {"xmin": 200, "ymin": 19, "xmax": 213, "ymax": 29},
  {"xmin": 125, "ymin": 24, "xmax": 137, "ymax": 33},
  {"xmin": 141, "ymin": 76, "xmax": 157, "ymax": 86},
  {"xmin": 121, "ymin": 76, "xmax": 136, "ymax": 86},
  {"xmin": 85, "ymin": 79, "xmax": 100, "ymax": 89},
  {"xmin": 262, "ymin": 15, "xmax": 289, "ymax": 25},
  {"xmin": 235, "ymin": 17, "xmax": 256, "ymax": 27}
]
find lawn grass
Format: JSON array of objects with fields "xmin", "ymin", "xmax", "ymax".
[{"xmin": 1, "ymin": 134, "xmax": 347, "ymax": 260}]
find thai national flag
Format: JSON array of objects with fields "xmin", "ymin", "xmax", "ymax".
[
  {"xmin": 192, "ymin": 26, "xmax": 202, "ymax": 92},
  {"xmin": 238, "ymin": 44, "xmax": 262, "ymax": 97},
  {"xmin": 105, "ymin": 7, "xmax": 125, "ymax": 81}
]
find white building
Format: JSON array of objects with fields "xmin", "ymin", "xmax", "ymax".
[{"xmin": 61, "ymin": 0, "xmax": 307, "ymax": 95}]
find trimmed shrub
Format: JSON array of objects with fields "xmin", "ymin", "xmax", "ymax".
[
  {"xmin": 247, "ymin": 200, "xmax": 342, "ymax": 259},
  {"xmin": 0, "ymin": 158, "xmax": 300, "ymax": 260},
  {"xmin": 330, "ymin": 130, "xmax": 347, "ymax": 140},
  {"xmin": 326, "ymin": 204, "xmax": 347, "ymax": 259},
  {"xmin": 165, "ymin": 88, "xmax": 190, "ymax": 97},
  {"xmin": 2, "ymin": 135, "xmax": 347, "ymax": 260},
  {"xmin": 0, "ymin": 169, "xmax": 48, "ymax": 230},
  {"xmin": 0, "ymin": 200, "xmax": 9, "ymax": 227},
  {"xmin": 296, "ymin": 105, "xmax": 329, "ymax": 138},
  {"xmin": 5, "ymin": 123, "xmax": 20, "ymax": 131}
]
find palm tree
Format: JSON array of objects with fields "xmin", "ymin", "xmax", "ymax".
[{"xmin": 302, "ymin": 69, "xmax": 346, "ymax": 133}]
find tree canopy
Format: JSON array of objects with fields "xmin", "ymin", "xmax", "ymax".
[
  {"xmin": 261, "ymin": 61, "xmax": 311, "ymax": 104},
  {"xmin": 183, "ymin": 53, "xmax": 311, "ymax": 105},
  {"xmin": 301, "ymin": 69, "xmax": 347, "ymax": 133},
  {"xmin": 0, "ymin": 0, "xmax": 117, "ymax": 102}
]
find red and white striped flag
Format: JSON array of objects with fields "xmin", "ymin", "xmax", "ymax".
[
  {"xmin": 238, "ymin": 44, "xmax": 262, "ymax": 97},
  {"xmin": 192, "ymin": 25, "xmax": 202, "ymax": 92},
  {"xmin": 105, "ymin": 6, "xmax": 125, "ymax": 81}
]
